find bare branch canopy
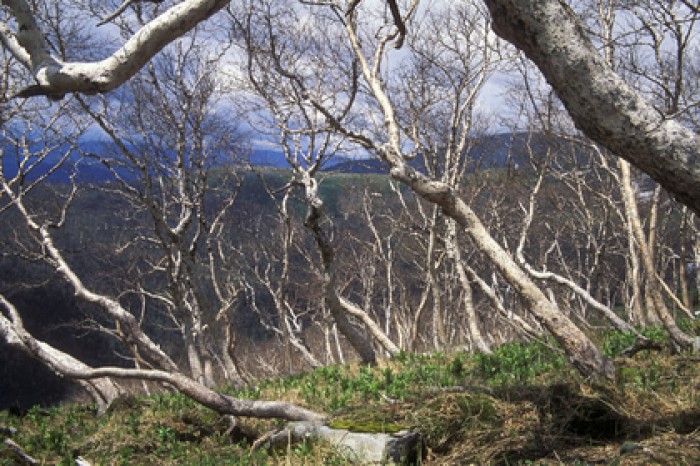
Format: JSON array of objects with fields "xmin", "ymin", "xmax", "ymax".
[{"xmin": 2, "ymin": 0, "xmax": 698, "ymax": 213}]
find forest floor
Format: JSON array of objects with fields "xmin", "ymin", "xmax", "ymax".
[{"xmin": 1, "ymin": 329, "xmax": 700, "ymax": 465}]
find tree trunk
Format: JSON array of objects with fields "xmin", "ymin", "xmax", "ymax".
[
  {"xmin": 0, "ymin": 304, "xmax": 123, "ymax": 414},
  {"xmin": 679, "ymin": 207, "xmax": 691, "ymax": 310},
  {"xmin": 303, "ymin": 179, "xmax": 378, "ymax": 364},
  {"xmin": 619, "ymin": 160, "xmax": 693, "ymax": 347},
  {"xmin": 0, "ymin": 302, "xmax": 324, "ymax": 422},
  {"xmin": 387, "ymin": 162, "xmax": 615, "ymax": 379},
  {"xmin": 445, "ymin": 219, "xmax": 491, "ymax": 353},
  {"xmin": 626, "ymin": 224, "xmax": 646, "ymax": 324},
  {"xmin": 484, "ymin": 0, "xmax": 700, "ymax": 214},
  {"xmin": 341, "ymin": 7, "xmax": 615, "ymax": 379}
]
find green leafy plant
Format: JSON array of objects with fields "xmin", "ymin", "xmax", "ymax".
[
  {"xmin": 602, "ymin": 326, "xmax": 670, "ymax": 357},
  {"xmin": 4, "ymin": 339, "xmax": 699, "ymax": 464},
  {"xmin": 475, "ymin": 340, "xmax": 565, "ymax": 385}
]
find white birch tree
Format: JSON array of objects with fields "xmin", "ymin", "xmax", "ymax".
[{"xmin": 1, "ymin": 0, "xmax": 699, "ymax": 385}]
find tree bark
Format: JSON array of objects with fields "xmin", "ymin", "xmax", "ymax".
[
  {"xmin": 618, "ymin": 160, "xmax": 694, "ymax": 347},
  {"xmin": 341, "ymin": 4, "xmax": 615, "ymax": 379},
  {"xmin": 445, "ymin": 219, "xmax": 491, "ymax": 353},
  {"xmin": 484, "ymin": 0, "xmax": 700, "ymax": 214},
  {"xmin": 303, "ymin": 178, "xmax": 378, "ymax": 364},
  {"xmin": 1, "ymin": 181, "xmax": 180, "ymax": 373},
  {"xmin": 679, "ymin": 207, "xmax": 692, "ymax": 310},
  {"xmin": 0, "ymin": 297, "xmax": 123, "ymax": 415}
]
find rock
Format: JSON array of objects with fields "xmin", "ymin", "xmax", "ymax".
[{"xmin": 265, "ymin": 421, "xmax": 421, "ymax": 464}]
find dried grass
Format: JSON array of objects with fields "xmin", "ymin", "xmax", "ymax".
[{"xmin": 415, "ymin": 353, "xmax": 700, "ymax": 464}]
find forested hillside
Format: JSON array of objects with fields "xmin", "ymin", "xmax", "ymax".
[
  {"xmin": 1, "ymin": 0, "xmax": 699, "ymax": 463},
  {"xmin": 0, "ymin": 153, "xmax": 687, "ymax": 410}
]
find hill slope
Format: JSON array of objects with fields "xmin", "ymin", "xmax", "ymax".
[{"xmin": 2, "ymin": 334, "xmax": 699, "ymax": 465}]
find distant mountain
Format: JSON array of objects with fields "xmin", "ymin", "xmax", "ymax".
[
  {"xmin": 247, "ymin": 148, "xmax": 289, "ymax": 168},
  {"xmin": 0, "ymin": 132, "xmax": 556, "ymax": 183},
  {"xmin": 323, "ymin": 133, "xmax": 534, "ymax": 175},
  {"xmin": 246, "ymin": 147, "xmax": 378, "ymax": 172},
  {"xmin": 324, "ymin": 158, "xmax": 387, "ymax": 174},
  {"xmin": 0, "ymin": 139, "xmax": 118, "ymax": 184}
]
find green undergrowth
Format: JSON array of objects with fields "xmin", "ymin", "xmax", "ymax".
[{"xmin": 2, "ymin": 330, "xmax": 700, "ymax": 464}]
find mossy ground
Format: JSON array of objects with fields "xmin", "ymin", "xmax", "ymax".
[{"xmin": 2, "ymin": 334, "xmax": 700, "ymax": 464}]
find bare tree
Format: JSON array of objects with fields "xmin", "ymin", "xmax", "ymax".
[
  {"xmin": 483, "ymin": 0, "xmax": 700, "ymax": 213},
  {"xmin": 1, "ymin": 0, "xmax": 699, "ymax": 396},
  {"xmin": 0, "ymin": 17, "xmax": 322, "ymax": 420},
  {"xmin": 389, "ymin": 3, "xmax": 501, "ymax": 353},
  {"xmin": 323, "ymin": 0, "xmax": 615, "ymax": 378},
  {"xmin": 0, "ymin": 115, "xmax": 323, "ymax": 422},
  {"xmin": 0, "ymin": 0, "xmax": 696, "ymax": 212},
  {"xmin": 70, "ymin": 37, "xmax": 255, "ymax": 387},
  {"xmin": 0, "ymin": 94, "xmax": 125, "ymax": 412},
  {"xmin": 236, "ymin": 0, "xmax": 401, "ymax": 363},
  {"xmin": 245, "ymin": 189, "xmax": 325, "ymax": 371},
  {"xmin": 591, "ymin": 0, "xmax": 697, "ymax": 346}
]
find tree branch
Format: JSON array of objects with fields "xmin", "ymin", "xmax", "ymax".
[
  {"xmin": 0, "ymin": 297, "xmax": 324, "ymax": 422},
  {"xmin": 2, "ymin": 0, "xmax": 228, "ymax": 99},
  {"xmin": 386, "ymin": 0, "xmax": 406, "ymax": 48},
  {"xmin": 2, "ymin": 438, "xmax": 38, "ymax": 465},
  {"xmin": 484, "ymin": 0, "xmax": 700, "ymax": 214},
  {"xmin": 96, "ymin": 0, "xmax": 166, "ymax": 27}
]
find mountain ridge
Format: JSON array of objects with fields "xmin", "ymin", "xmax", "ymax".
[{"xmin": 0, "ymin": 132, "xmax": 546, "ymax": 183}]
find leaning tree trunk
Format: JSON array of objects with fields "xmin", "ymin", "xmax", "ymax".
[
  {"xmin": 0, "ymin": 300, "xmax": 324, "ymax": 422},
  {"xmin": 618, "ymin": 160, "xmax": 694, "ymax": 348},
  {"xmin": 0, "ymin": 299, "xmax": 123, "ymax": 415},
  {"xmin": 484, "ymin": 0, "xmax": 700, "ymax": 214},
  {"xmin": 341, "ymin": 7, "xmax": 615, "ymax": 380},
  {"xmin": 386, "ymin": 160, "xmax": 615, "ymax": 380}
]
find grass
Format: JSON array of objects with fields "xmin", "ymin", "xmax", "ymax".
[{"xmin": 2, "ymin": 330, "xmax": 700, "ymax": 464}]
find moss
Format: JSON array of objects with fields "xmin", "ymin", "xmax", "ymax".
[
  {"xmin": 329, "ymin": 403, "xmax": 410, "ymax": 434},
  {"xmin": 327, "ymin": 419, "xmax": 408, "ymax": 434}
]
